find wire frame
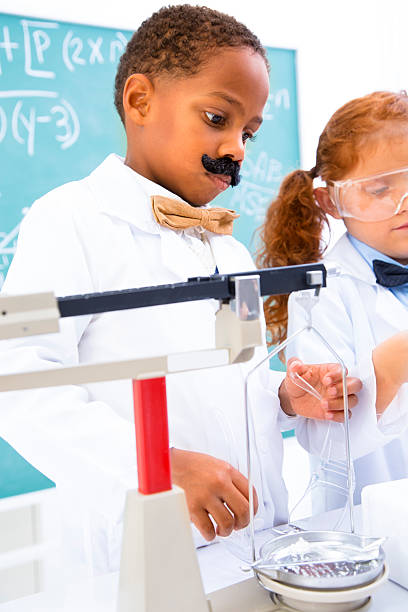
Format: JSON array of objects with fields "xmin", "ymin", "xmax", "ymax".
[{"xmin": 244, "ymin": 321, "xmax": 353, "ymax": 563}]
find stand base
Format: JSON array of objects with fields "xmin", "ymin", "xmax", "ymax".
[{"xmin": 117, "ymin": 487, "xmax": 209, "ymax": 612}]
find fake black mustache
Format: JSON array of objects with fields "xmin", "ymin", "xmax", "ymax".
[{"xmin": 201, "ymin": 154, "xmax": 241, "ymax": 187}]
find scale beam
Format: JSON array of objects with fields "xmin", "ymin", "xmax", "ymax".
[{"xmin": 57, "ymin": 264, "xmax": 326, "ymax": 318}]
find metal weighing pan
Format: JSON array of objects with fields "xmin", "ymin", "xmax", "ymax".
[{"xmin": 253, "ymin": 531, "xmax": 385, "ymax": 591}]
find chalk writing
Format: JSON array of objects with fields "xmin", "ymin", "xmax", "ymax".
[
  {"xmin": 62, "ymin": 30, "xmax": 127, "ymax": 71},
  {"xmin": 22, "ymin": 20, "xmax": 58, "ymax": 79},
  {"xmin": 0, "ymin": 26, "xmax": 19, "ymax": 74},
  {"xmin": 242, "ymin": 153, "xmax": 283, "ymax": 184},
  {"xmin": 0, "ymin": 19, "xmax": 128, "ymax": 77},
  {"xmin": 0, "ymin": 19, "xmax": 129, "ymax": 157},
  {"xmin": 0, "ymin": 215, "xmax": 25, "ymax": 288},
  {"xmin": 228, "ymin": 151, "xmax": 284, "ymax": 220},
  {"xmin": 229, "ymin": 180, "xmax": 277, "ymax": 220},
  {"xmin": 263, "ymin": 89, "xmax": 291, "ymax": 121},
  {"xmin": 0, "ymin": 91, "xmax": 79, "ymax": 156}
]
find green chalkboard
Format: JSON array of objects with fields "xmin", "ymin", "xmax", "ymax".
[
  {"xmin": 0, "ymin": 13, "xmax": 128, "ymax": 285},
  {"xmin": 0, "ymin": 437, "xmax": 55, "ymax": 498},
  {"xmin": 0, "ymin": 13, "xmax": 300, "ymax": 285}
]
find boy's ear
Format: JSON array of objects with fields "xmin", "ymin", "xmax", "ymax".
[
  {"xmin": 314, "ymin": 187, "xmax": 341, "ymax": 219},
  {"xmin": 123, "ymin": 74, "xmax": 154, "ymax": 125}
]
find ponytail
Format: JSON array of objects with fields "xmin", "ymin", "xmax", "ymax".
[
  {"xmin": 257, "ymin": 168, "xmax": 329, "ymax": 347},
  {"xmin": 258, "ymin": 91, "xmax": 408, "ymax": 350}
]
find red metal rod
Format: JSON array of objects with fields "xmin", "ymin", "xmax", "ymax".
[{"xmin": 133, "ymin": 377, "xmax": 172, "ymax": 495}]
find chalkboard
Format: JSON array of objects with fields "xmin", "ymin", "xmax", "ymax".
[
  {"xmin": 0, "ymin": 12, "xmax": 300, "ymax": 285},
  {"xmin": 0, "ymin": 437, "xmax": 55, "ymax": 498}
]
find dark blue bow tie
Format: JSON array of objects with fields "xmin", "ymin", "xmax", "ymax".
[{"xmin": 373, "ymin": 259, "xmax": 408, "ymax": 287}]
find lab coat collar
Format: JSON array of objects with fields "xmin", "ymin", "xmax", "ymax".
[
  {"xmin": 326, "ymin": 233, "xmax": 377, "ymax": 286},
  {"xmin": 87, "ymin": 154, "xmax": 187, "ymax": 235},
  {"xmin": 327, "ymin": 233, "xmax": 408, "ymax": 324}
]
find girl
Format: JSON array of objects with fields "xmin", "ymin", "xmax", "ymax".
[{"xmin": 258, "ymin": 90, "xmax": 408, "ymax": 509}]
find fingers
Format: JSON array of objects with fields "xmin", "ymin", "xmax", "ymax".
[
  {"xmin": 323, "ymin": 377, "xmax": 362, "ymax": 408},
  {"xmin": 172, "ymin": 449, "xmax": 258, "ymax": 542},
  {"xmin": 231, "ymin": 466, "xmax": 259, "ymax": 516},
  {"xmin": 209, "ymin": 465, "xmax": 257, "ymax": 533},
  {"xmin": 194, "ymin": 482, "xmax": 256, "ymax": 540},
  {"xmin": 191, "ymin": 507, "xmax": 216, "ymax": 541},
  {"xmin": 320, "ymin": 372, "xmax": 362, "ymax": 419},
  {"xmin": 194, "ymin": 474, "xmax": 257, "ymax": 540},
  {"xmin": 211, "ymin": 501, "xmax": 235, "ymax": 537},
  {"xmin": 325, "ymin": 406, "xmax": 353, "ymax": 422},
  {"xmin": 286, "ymin": 357, "xmax": 305, "ymax": 376}
]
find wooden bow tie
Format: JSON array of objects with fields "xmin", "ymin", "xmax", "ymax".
[{"xmin": 151, "ymin": 195, "xmax": 239, "ymax": 235}]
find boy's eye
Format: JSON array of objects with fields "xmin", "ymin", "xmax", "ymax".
[
  {"xmin": 242, "ymin": 132, "xmax": 257, "ymax": 143},
  {"xmin": 205, "ymin": 112, "xmax": 225, "ymax": 125}
]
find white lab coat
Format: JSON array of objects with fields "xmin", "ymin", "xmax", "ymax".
[
  {"xmin": 288, "ymin": 233, "xmax": 408, "ymax": 507},
  {"xmin": 0, "ymin": 154, "xmax": 289, "ymax": 574}
]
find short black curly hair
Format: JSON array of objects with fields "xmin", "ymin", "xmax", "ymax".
[{"xmin": 114, "ymin": 4, "xmax": 268, "ymax": 124}]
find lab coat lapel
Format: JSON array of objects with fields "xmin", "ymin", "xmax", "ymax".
[
  {"xmin": 159, "ymin": 225, "xmax": 254, "ymax": 281},
  {"xmin": 208, "ymin": 233, "xmax": 254, "ymax": 274},
  {"xmin": 88, "ymin": 154, "xmax": 159, "ymax": 235},
  {"xmin": 327, "ymin": 234, "xmax": 376, "ymax": 285},
  {"xmin": 89, "ymin": 155, "xmax": 197, "ymax": 279},
  {"xmin": 375, "ymin": 282, "xmax": 408, "ymax": 332},
  {"xmin": 158, "ymin": 226, "xmax": 203, "ymax": 280},
  {"xmin": 329, "ymin": 234, "xmax": 408, "ymax": 332}
]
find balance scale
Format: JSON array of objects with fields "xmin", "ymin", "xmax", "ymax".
[{"xmin": 0, "ymin": 263, "xmax": 387, "ymax": 611}]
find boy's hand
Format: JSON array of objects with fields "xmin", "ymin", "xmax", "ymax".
[
  {"xmin": 279, "ymin": 357, "xmax": 362, "ymax": 422},
  {"xmin": 170, "ymin": 448, "xmax": 258, "ymax": 541}
]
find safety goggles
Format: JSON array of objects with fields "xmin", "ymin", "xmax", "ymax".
[{"xmin": 329, "ymin": 166, "xmax": 408, "ymax": 222}]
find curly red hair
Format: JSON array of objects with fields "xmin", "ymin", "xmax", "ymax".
[{"xmin": 257, "ymin": 90, "xmax": 408, "ymax": 346}]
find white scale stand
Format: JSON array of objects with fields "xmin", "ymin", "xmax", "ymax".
[{"xmin": 0, "ymin": 265, "xmax": 372, "ymax": 612}]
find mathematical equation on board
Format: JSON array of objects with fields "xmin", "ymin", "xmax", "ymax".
[{"xmin": 0, "ymin": 19, "xmax": 129, "ymax": 156}]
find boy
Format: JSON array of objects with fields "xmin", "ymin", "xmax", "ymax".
[{"xmin": 0, "ymin": 5, "xmax": 359, "ymax": 573}]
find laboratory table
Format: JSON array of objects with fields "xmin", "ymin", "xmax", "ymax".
[{"xmin": 0, "ymin": 509, "xmax": 407, "ymax": 611}]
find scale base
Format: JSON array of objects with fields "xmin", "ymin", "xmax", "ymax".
[{"xmin": 117, "ymin": 487, "xmax": 209, "ymax": 612}]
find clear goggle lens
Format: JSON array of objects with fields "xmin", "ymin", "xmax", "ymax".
[{"xmin": 330, "ymin": 167, "xmax": 408, "ymax": 221}]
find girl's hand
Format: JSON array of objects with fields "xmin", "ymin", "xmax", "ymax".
[
  {"xmin": 279, "ymin": 357, "xmax": 362, "ymax": 422},
  {"xmin": 170, "ymin": 448, "xmax": 258, "ymax": 541}
]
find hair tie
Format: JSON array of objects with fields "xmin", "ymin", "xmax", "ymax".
[{"xmin": 309, "ymin": 166, "xmax": 317, "ymax": 179}]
